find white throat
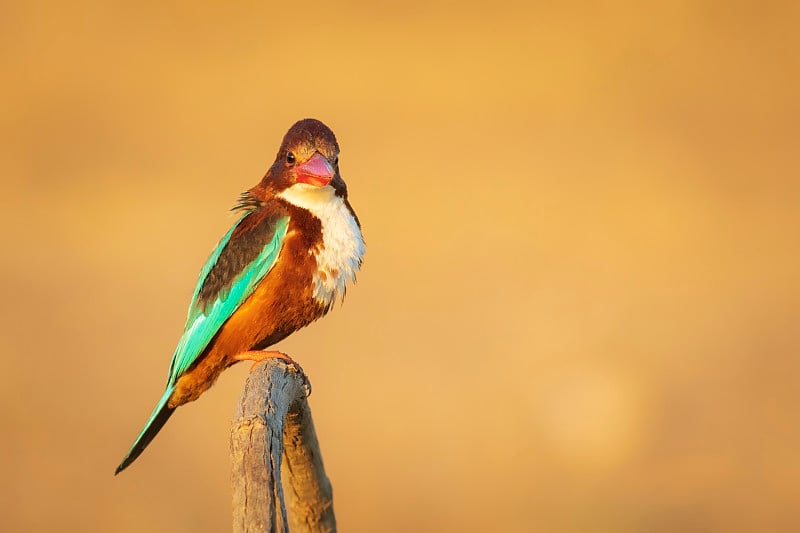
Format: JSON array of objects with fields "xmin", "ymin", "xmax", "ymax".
[{"xmin": 278, "ymin": 183, "xmax": 365, "ymax": 307}]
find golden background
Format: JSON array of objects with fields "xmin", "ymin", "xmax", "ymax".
[{"xmin": 2, "ymin": 1, "xmax": 798, "ymax": 531}]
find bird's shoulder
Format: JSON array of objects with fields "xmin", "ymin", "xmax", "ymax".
[{"xmin": 195, "ymin": 202, "xmax": 289, "ymax": 311}]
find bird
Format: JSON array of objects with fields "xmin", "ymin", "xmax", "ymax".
[{"xmin": 115, "ymin": 118, "xmax": 365, "ymax": 475}]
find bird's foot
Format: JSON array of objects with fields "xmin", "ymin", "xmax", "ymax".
[{"xmin": 233, "ymin": 350, "xmax": 312, "ymax": 397}]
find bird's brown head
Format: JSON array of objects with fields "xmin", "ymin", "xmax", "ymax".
[
  {"xmin": 235, "ymin": 119, "xmax": 349, "ymax": 212},
  {"xmin": 258, "ymin": 119, "xmax": 345, "ymax": 195}
]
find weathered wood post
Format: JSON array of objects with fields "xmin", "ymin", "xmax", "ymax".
[{"xmin": 230, "ymin": 359, "xmax": 336, "ymax": 533}]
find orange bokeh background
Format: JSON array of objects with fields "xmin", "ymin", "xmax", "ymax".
[{"xmin": 2, "ymin": 1, "xmax": 798, "ymax": 531}]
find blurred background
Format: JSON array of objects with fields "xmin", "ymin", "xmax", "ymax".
[{"xmin": 2, "ymin": 1, "xmax": 798, "ymax": 531}]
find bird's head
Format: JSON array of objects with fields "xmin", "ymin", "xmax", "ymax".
[
  {"xmin": 235, "ymin": 119, "xmax": 351, "ymax": 214},
  {"xmin": 260, "ymin": 119, "xmax": 346, "ymax": 197},
  {"xmin": 280, "ymin": 119, "xmax": 339, "ymax": 187}
]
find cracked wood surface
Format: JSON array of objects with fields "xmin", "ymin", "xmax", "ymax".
[{"xmin": 231, "ymin": 360, "xmax": 336, "ymax": 533}]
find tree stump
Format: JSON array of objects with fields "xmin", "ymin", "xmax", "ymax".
[{"xmin": 230, "ymin": 359, "xmax": 336, "ymax": 533}]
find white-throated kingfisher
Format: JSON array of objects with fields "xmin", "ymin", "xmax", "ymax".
[{"xmin": 115, "ymin": 119, "xmax": 364, "ymax": 474}]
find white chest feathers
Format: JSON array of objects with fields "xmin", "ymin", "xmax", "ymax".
[{"xmin": 278, "ymin": 183, "xmax": 365, "ymax": 307}]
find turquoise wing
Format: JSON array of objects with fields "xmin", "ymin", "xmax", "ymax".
[{"xmin": 166, "ymin": 213, "xmax": 290, "ymax": 385}]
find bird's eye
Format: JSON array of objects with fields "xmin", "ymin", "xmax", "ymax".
[
  {"xmin": 334, "ymin": 155, "xmax": 339, "ymax": 165},
  {"xmin": 286, "ymin": 151, "xmax": 296, "ymax": 165}
]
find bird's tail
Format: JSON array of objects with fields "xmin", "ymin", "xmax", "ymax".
[{"xmin": 115, "ymin": 386, "xmax": 176, "ymax": 475}]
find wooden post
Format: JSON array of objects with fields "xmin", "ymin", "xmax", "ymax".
[{"xmin": 230, "ymin": 359, "xmax": 336, "ymax": 533}]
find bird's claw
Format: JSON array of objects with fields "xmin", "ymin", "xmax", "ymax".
[
  {"xmin": 265, "ymin": 352, "xmax": 312, "ymax": 397},
  {"xmin": 235, "ymin": 350, "xmax": 312, "ymax": 397},
  {"xmin": 283, "ymin": 361, "xmax": 312, "ymax": 397}
]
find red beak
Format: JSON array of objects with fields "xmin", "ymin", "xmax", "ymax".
[{"xmin": 295, "ymin": 152, "xmax": 334, "ymax": 187}]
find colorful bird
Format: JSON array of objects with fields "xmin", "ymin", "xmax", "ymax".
[{"xmin": 115, "ymin": 119, "xmax": 365, "ymax": 474}]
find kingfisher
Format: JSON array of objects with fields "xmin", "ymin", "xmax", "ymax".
[{"xmin": 115, "ymin": 118, "xmax": 365, "ymax": 474}]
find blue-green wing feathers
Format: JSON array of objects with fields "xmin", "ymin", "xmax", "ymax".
[
  {"xmin": 116, "ymin": 210, "xmax": 289, "ymax": 475},
  {"xmin": 167, "ymin": 214, "xmax": 289, "ymax": 384}
]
